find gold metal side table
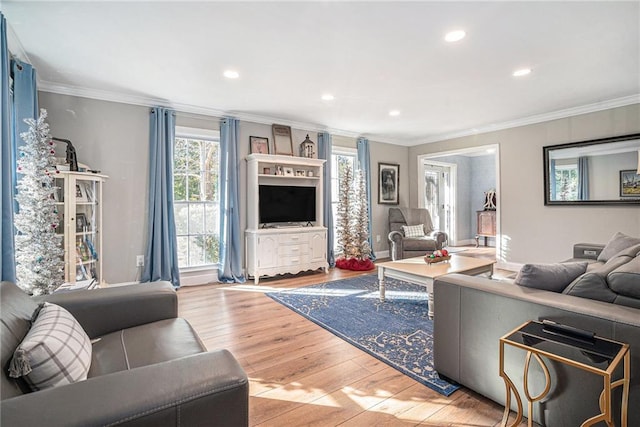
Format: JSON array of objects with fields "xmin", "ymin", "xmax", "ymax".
[{"xmin": 499, "ymin": 320, "xmax": 630, "ymax": 427}]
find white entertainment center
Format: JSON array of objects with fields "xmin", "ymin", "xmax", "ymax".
[{"xmin": 245, "ymin": 154, "xmax": 329, "ymax": 284}]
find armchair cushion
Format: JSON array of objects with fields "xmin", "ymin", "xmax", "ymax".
[
  {"xmin": 89, "ymin": 318, "xmax": 206, "ymax": 377},
  {"xmin": 9, "ymin": 302, "xmax": 91, "ymax": 391},
  {"xmin": 402, "ymin": 224, "xmax": 425, "ymax": 237}
]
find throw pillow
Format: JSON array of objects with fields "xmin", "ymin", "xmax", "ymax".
[
  {"xmin": 402, "ymin": 224, "xmax": 425, "ymax": 238},
  {"xmin": 8, "ymin": 302, "xmax": 92, "ymax": 391},
  {"xmin": 515, "ymin": 262, "xmax": 589, "ymax": 292},
  {"xmin": 598, "ymin": 232, "xmax": 640, "ymax": 262}
]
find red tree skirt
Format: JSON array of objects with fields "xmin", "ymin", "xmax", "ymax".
[{"xmin": 335, "ymin": 257, "xmax": 375, "ymax": 271}]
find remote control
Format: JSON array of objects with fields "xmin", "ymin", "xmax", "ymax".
[{"xmin": 541, "ymin": 319, "xmax": 595, "ymax": 341}]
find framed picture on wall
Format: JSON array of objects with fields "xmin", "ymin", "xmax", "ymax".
[
  {"xmin": 620, "ymin": 170, "xmax": 640, "ymax": 198},
  {"xmin": 378, "ymin": 163, "xmax": 399, "ymax": 205}
]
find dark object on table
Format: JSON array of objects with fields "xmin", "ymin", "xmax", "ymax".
[{"xmin": 52, "ymin": 137, "xmax": 79, "ymax": 172}]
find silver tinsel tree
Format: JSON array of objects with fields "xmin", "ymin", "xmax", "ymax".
[
  {"xmin": 354, "ymin": 170, "xmax": 372, "ymax": 259},
  {"xmin": 14, "ymin": 109, "xmax": 64, "ymax": 295},
  {"xmin": 336, "ymin": 162, "xmax": 371, "ymax": 260}
]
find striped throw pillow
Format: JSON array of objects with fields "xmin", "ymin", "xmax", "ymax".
[
  {"xmin": 402, "ymin": 224, "xmax": 425, "ymax": 238},
  {"xmin": 8, "ymin": 302, "xmax": 92, "ymax": 391}
]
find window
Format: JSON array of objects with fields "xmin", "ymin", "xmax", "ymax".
[
  {"xmin": 173, "ymin": 127, "xmax": 220, "ymax": 269},
  {"xmin": 330, "ymin": 147, "xmax": 357, "ymax": 254},
  {"xmin": 554, "ymin": 163, "xmax": 578, "ymax": 201}
]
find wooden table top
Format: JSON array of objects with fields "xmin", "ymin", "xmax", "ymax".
[{"xmin": 377, "ymin": 255, "xmax": 495, "ymax": 279}]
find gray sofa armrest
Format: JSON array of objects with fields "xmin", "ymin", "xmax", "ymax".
[
  {"xmin": 1, "ymin": 350, "xmax": 248, "ymax": 427},
  {"xmin": 573, "ymin": 243, "xmax": 605, "ymax": 260},
  {"xmin": 388, "ymin": 231, "xmax": 404, "ymax": 261},
  {"xmin": 433, "ymin": 273, "xmax": 640, "ymax": 427},
  {"xmin": 429, "ymin": 231, "xmax": 448, "ymax": 249},
  {"xmin": 40, "ymin": 282, "xmax": 177, "ymax": 339}
]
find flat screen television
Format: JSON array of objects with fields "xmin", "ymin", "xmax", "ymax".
[{"xmin": 259, "ymin": 185, "xmax": 316, "ymax": 225}]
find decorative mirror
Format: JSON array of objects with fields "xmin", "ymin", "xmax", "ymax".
[{"xmin": 543, "ymin": 133, "xmax": 640, "ymax": 205}]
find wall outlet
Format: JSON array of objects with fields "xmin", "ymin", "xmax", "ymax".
[
  {"xmin": 136, "ymin": 255, "xmax": 144, "ymax": 267},
  {"xmin": 376, "ymin": 235, "xmax": 381, "ymax": 243}
]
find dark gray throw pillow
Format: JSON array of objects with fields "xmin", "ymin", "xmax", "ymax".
[
  {"xmin": 597, "ymin": 232, "xmax": 640, "ymax": 262},
  {"xmin": 515, "ymin": 262, "xmax": 589, "ymax": 292}
]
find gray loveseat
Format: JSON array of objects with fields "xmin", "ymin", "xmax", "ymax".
[
  {"xmin": 433, "ymin": 238, "xmax": 640, "ymax": 426},
  {"xmin": 1, "ymin": 281, "xmax": 248, "ymax": 426}
]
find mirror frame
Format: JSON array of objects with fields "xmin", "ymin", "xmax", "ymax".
[{"xmin": 543, "ymin": 133, "xmax": 640, "ymax": 206}]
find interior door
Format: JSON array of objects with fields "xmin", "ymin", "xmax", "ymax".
[{"xmin": 423, "ymin": 164, "xmax": 452, "ymax": 240}]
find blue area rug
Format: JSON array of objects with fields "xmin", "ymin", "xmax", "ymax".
[{"xmin": 266, "ymin": 274, "xmax": 459, "ymax": 396}]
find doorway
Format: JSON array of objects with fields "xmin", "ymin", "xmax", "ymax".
[
  {"xmin": 417, "ymin": 144, "xmax": 500, "ymax": 256},
  {"xmin": 421, "ymin": 162, "xmax": 455, "ymax": 244}
]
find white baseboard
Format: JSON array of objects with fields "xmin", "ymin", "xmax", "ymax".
[
  {"xmin": 374, "ymin": 250, "xmax": 390, "ymax": 260},
  {"xmin": 180, "ymin": 269, "xmax": 219, "ymax": 286}
]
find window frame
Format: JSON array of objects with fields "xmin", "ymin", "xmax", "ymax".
[
  {"xmin": 330, "ymin": 146, "xmax": 358, "ymax": 255},
  {"xmin": 173, "ymin": 126, "xmax": 221, "ymax": 283}
]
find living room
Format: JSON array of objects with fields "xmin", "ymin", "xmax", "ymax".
[{"xmin": 2, "ymin": 2, "xmax": 639, "ymax": 426}]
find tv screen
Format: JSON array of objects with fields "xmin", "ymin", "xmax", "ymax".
[{"xmin": 259, "ymin": 185, "xmax": 316, "ymax": 224}]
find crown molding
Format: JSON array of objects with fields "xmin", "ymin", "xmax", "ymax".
[
  {"xmin": 37, "ymin": 81, "xmax": 369, "ymax": 141},
  {"xmin": 37, "ymin": 81, "xmax": 639, "ymax": 148},
  {"xmin": 412, "ymin": 94, "xmax": 640, "ymax": 146}
]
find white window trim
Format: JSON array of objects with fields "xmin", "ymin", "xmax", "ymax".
[
  {"xmin": 332, "ymin": 146, "xmax": 357, "ymax": 156},
  {"xmin": 175, "ymin": 126, "xmax": 219, "ymax": 140},
  {"xmin": 174, "ymin": 126, "xmax": 221, "ymax": 279}
]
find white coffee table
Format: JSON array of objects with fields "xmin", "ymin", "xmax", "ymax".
[{"xmin": 377, "ymin": 255, "xmax": 495, "ymax": 319}]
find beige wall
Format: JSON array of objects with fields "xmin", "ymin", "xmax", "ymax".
[
  {"xmin": 40, "ymin": 92, "xmax": 407, "ymax": 281},
  {"xmin": 409, "ymin": 104, "xmax": 640, "ymax": 266},
  {"xmin": 41, "ymin": 91, "xmax": 637, "ymax": 279}
]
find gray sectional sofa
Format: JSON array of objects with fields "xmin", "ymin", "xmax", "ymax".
[{"xmin": 433, "ymin": 235, "xmax": 640, "ymax": 427}]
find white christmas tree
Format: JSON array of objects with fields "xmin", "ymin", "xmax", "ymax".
[
  {"xmin": 336, "ymin": 161, "xmax": 372, "ymax": 264},
  {"xmin": 14, "ymin": 109, "xmax": 64, "ymax": 295},
  {"xmin": 354, "ymin": 170, "xmax": 372, "ymax": 259},
  {"xmin": 335, "ymin": 160, "xmax": 356, "ymax": 257}
]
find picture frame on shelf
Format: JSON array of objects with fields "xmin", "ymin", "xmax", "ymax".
[
  {"xmin": 283, "ymin": 167, "xmax": 294, "ymax": 176},
  {"xmin": 620, "ymin": 170, "xmax": 640, "ymax": 198},
  {"xmin": 263, "ymin": 167, "xmax": 271, "ymax": 175},
  {"xmin": 76, "ymin": 213, "xmax": 89, "ymax": 232},
  {"xmin": 75, "ymin": 183, "xmax": 87, "ymax": 202},
  {"xmin": 250, "ymin": 136, "xmax": 270, "ymax": 154},
  {"xmin": 272, "ymin": 124, "xmax": 293, "ymax": 156},
  {"xmin": 378, "ymin": 162, "xmax": 400, "ymax": 205},
  {"xmin": 295, "ymin": 169, "xmax": 306, "ymax": 177}
]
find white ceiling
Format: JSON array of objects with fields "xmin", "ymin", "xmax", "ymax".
[{"xmin": 3, "ymin": 1, "xmax": 639, "ymax": 146}]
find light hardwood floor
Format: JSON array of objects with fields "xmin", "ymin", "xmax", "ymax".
[{"xmin": 177, "ymin": 259, "xmax": 528, "ymax": 426}]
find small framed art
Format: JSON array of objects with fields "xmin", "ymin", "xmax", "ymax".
[
  {"xmin": 272, "ymin": 124, "xmax": 293, "ymax": 156},
  {"xmin": 620, "ymin": 170, "xmax": 640, "ymax": 198},
  {"xmin": 378, "ymin": 162, "xmax": 399, "ymax": 205},
  {"xmin": 250, "ymin": 136, "xmax": 270, "ymax": 154}
]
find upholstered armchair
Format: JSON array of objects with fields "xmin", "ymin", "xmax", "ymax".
[{"xmin": 388, "ymin": 207, "xmax": 448, "ymax": 260}]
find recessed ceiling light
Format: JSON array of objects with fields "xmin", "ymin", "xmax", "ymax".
[
  {"xmin": 512, "ymin": 68, "xmax": 531, "ymax": 77},
  {"xmin": 321, "ymin": 94, "xmax": 335, "ymax": 101},
  {"xmin": 389, "ymin": 110, "xmax": 401, "ymax": 117},
  {"xmin": 445, "ymin": 30, "xmax": 466, "ymax": 43},
  {"xmin": 223, "ymin": 70, "xmax": 239, "ymax": 79}
]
